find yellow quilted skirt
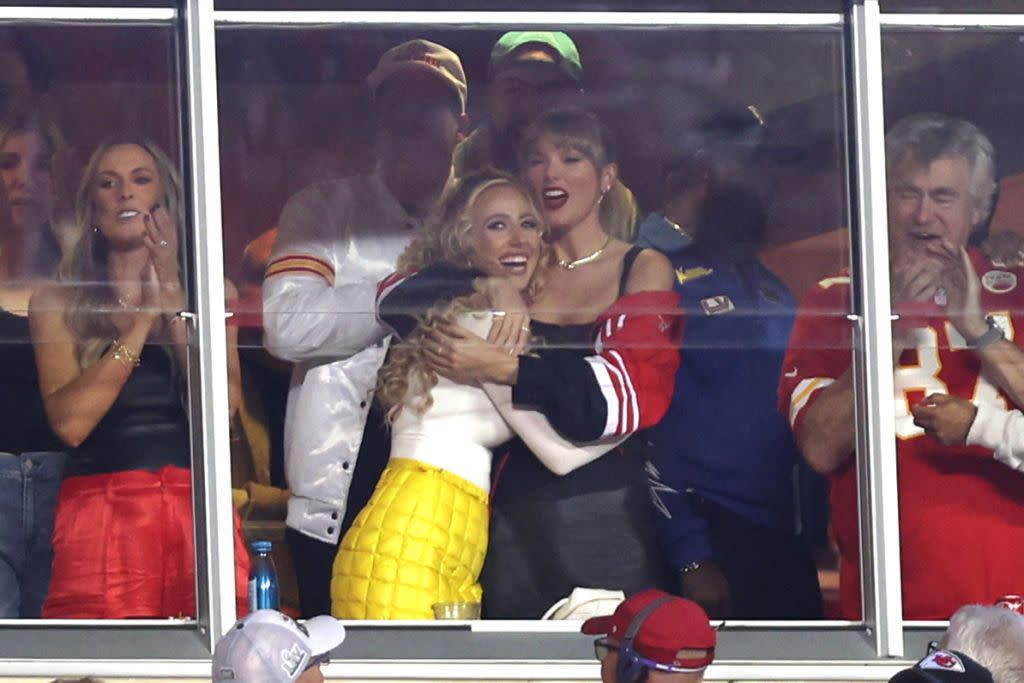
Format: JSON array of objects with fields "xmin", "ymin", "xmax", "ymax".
[{"xmin": 330, "ymin": 458, "xmax": 488, "ymax": 619}]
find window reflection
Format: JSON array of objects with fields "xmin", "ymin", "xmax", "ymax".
[
  {"xmin": 218, "ymin": 26, "xmax": 850, "ymax": 621},
  {"xmin": 881, "ymin": 31, "xmax": 1024, "ymax": 621},
  {"xmin": 0, "ymin": 107, "xmax": 68, "ymax": 619},
  {"xmin": 0, "ymin": 23, "xmax": 234, "ymax": 621}
]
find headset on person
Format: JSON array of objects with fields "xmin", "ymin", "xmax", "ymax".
[{"xmin": 615, "ymin": 595, "xmax": 674, "ymax": 683}]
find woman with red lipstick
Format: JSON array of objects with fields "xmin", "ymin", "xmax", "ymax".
[
  {"xmin": 0, "ymin": 108, "xmax": 71, "ymax": 617},
  {"xmin": 333, "ymin": 170, "xmax": 636, "ymax": 619},
  {"xmin": 27, "ymin": 137, "xmax": 249, "ymax": 618},
  {"xmin": 379, "ymin": 108, "xmax": 680, "ymax": 618}
]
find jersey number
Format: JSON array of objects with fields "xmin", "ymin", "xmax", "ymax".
[{"xmin": 894, "ymin": 315, "xmax": 1011, "ymax": 439}]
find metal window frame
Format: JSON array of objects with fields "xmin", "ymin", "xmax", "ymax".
[
  {"xmin": 0, "ymin": 1, "xmax": 978, "ymax": 678},
  {"xmin": 881, "ymin": 13, "xmax": 1024, "ymax": 27},
  {"xmin": 211, "ymin": 10, "xmax": 843, "ymax": 26},
  {"xmin": 848, "ymin": 0, "xmax": 904, "ymax": 659}
]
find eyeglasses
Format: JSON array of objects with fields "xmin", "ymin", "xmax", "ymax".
[
  {"xmin": 593, "ymin": 638, "xmax": 705, "ymax": 676},
  {"xmin": 594, "ymin": 638, "xmax": 618, "ymax": 662}
]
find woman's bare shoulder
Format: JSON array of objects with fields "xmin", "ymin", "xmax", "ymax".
[
  {"xmin": 29, "ymin": 282, "xmax": 74, "ymax": 314},
  {"xmin": 626, "ymin": 247, "xmax": 674, "ymax": 293}
]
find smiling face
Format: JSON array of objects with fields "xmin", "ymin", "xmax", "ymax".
[
  {"xmin": 523, "ymin": 133, "xmax": 614, "ymax": 232},
  {"xmin": 887, "ymin": 153, "xmax": 983, "ymax": 268},
  {"xmin": 0, "ymin": 128, "xmax": 55, "ymax": 235},
  {"xmin": 91, "ymin": 143, "xmax": 165, "ymax": 247},
  {"xmin": 465, "ymin": 182, "xmax": 543, "ymax": 291}
]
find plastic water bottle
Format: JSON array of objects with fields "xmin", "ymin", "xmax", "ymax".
[{"xmin": 248, "ymin": 540, "xmax": 279, "ymax": 611}]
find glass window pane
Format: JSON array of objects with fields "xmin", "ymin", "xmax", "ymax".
[
  {"xmin": 220, "ymin": 22, "xmax": 853, "ymax": 625},
  {"xmin": 882, "ymin": 28, "xmax": 1024, "ymax": 622},
  {"xmin": 0, "ymin": 20, "xmax": 247, "ymax": 622}
]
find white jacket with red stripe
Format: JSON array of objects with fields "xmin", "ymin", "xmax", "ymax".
[{"xmin": 262, "ymin": 173, "xmax": 422, "ymax": 545}]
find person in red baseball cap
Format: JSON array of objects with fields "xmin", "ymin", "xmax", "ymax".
[{"xmin": 582, "ymin": 589, "xmax": 716, "ymax": 683}]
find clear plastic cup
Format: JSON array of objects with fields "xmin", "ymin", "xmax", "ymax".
[{"xmin": 431, "ymin": 601, "xmax": 482, "ymax": 619}]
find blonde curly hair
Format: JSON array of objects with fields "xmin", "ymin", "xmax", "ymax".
[{"xmin": 376, "ymin": 168, "xmax": 548, "ymax": 420}]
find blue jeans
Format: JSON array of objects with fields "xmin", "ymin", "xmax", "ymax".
[{"xmin": 0, "ymin": 451, "xmax": 66, "ymax": 618}]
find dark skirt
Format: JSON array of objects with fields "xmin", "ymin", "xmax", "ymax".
[{"xmin": 481, "ymin": 439, "xmax": 669, "ymax": 619}]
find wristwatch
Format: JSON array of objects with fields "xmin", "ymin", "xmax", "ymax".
[{"xmin": 966, "ymin": 316, "xmax": 1005, "ymax": 351}]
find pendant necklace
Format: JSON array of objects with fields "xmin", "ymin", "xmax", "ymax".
[{"xmin": 558, "ymin": 235, "xmax": 612, "ymax": 270}]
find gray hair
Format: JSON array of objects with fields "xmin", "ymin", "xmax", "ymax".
[
  {"xmin": 885, "ymin": 113, "xmax": 997, "ymax": 222},
  {"xmin": 940, "ymin": 605, "xmax": 1024, "ymax": 683}
]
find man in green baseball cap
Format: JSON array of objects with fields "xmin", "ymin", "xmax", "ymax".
[{"xmin": 455, "ymin": 31, "xmax": 583, "ymax": 175}]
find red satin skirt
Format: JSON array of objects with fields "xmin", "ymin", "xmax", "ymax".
[{"xmin": 41, "ymin": 465, "xmax": 250, "ymax": 619}]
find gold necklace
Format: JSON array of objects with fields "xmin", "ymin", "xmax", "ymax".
[{"xmin": 557, "ymin": 235, "xmax": 612, "ymax": 270}]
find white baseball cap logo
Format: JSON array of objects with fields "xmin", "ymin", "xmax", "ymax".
[{"xmin": 280, "ymin": 642, "xmax": 307, "ymax": 677}]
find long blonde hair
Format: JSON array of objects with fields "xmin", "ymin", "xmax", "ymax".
[
  {"xmin": 376, "ymin": 168, "xmax": 548, "ymax": 419},
  {"xmin": 0, "ymin": 106, "xmax": 66, "ymax": 276},
  {"xmin": 61, "ymin": 137, "xmax": 184, "ymax": 368},
  {"xmin": 519, "ymin": 107, "xmax": 639, "ymax": 241}
]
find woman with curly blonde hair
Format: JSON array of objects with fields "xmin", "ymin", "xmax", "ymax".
[
  {"xmin": 331, "ymin": 169, "xmax": 628, "ymax": 619},
  {"xmin": 377, "ymin": 109, "xmax": 682, "ymax": 619}
]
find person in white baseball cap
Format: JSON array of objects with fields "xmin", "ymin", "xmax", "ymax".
[
  {"xmin": 366, "ymin": 38, "xmax": 468, "ymax": 115},
  {"xmin": 212, "ymin": 609, "xmax": 346, "ymax": 683}
]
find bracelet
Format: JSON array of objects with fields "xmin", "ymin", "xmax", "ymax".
[
  {"xmin": 966, "ymin": 316, "xmax": 1005, "ymax": 351},
  {"xmin": 110, "ymin": 339, "xmax": 142, "ymax": 368}
]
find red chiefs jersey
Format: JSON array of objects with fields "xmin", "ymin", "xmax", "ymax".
[{"xmin": 779, "ymin": 250, "xmax": 1024, "ymax": 620}]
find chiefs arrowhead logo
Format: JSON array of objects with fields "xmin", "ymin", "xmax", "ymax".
[{"xmin": 919, "ymin": 651, "xmax": 966, "ymax": 673}]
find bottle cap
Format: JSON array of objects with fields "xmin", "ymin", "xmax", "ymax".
[{"xmin": 250, "ymin": 540, "xmax": 272, "ymax": 554}]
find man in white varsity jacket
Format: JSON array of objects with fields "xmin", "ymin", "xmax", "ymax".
[{"xmin": 261, "ymin": 39, "xmax": 468, "ymax": 616}]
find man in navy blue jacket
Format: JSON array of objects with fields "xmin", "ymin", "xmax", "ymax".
[{"xmin": 638, "ymin": 108, "xmax": 825, "ymax": 619}]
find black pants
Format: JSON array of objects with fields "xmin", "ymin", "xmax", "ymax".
[
  {"xmin": 482, "ymin": 443, "xmax": 669, "ymax": 619},
  {"xmin": 287, "ymin": 402, "xmax": 391, "ymax": 618},
  {"xmin": 285, "ymin": 527, "xmax": 337, "ymax": 618},
  {"xmin": 691, "ymin": 492, "xmax": 823, "ymax": 620}
]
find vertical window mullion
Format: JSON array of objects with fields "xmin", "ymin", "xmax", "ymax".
[
  {"xmin": 848, "ymin": 0, "xmax": 904, "ymax": 658},
  {"xmin": 182, "ymin": 0, "xmax": 235, "ymax": 650}
]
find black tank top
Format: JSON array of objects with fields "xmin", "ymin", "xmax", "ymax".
[
  {"xmin": 529, "ymin": 245, "xmax": 644, "ymax": 349},
  {"xmin": 66, "ymin": 344, "xmax": 191, "ymax": 477},
  {"xmin": 0, "ymin": 309, "xmax": 62, "ymax": 454},
  {"xmin": 481, "ymin": 245, "xmax": 668, "ymax": 618}
]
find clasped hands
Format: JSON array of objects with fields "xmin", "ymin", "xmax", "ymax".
[
  {"xmin": 132, "ymin": 204, "xmax": 185, "ymax": 330},
  {"xmin": 422, "ymin": 276, "xmax": 530, "ymax": 385},
  {"xmin": 891, "ymin": 237, "xmax": 988, "ymax": 358},
  {"xmin": 893, "ymin": 238, "xmax": 990, "ymax": 446}
]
